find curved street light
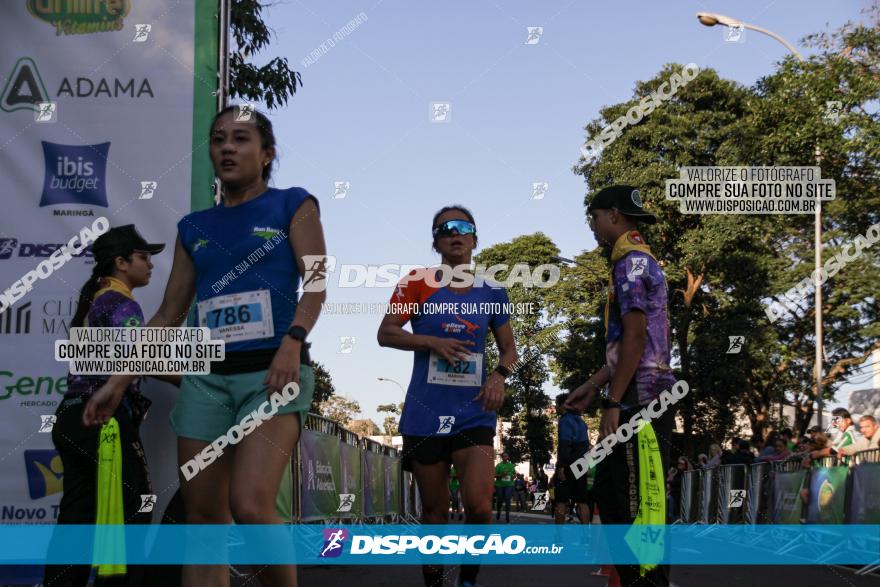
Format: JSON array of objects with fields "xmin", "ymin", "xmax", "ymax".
[
  {"xmin": 696, "ymin": 12, "xmax": 825, "ymax": 429},
  {"xmin": 377, "ymin": 377, "xmax": 406, "ymax": 395}
]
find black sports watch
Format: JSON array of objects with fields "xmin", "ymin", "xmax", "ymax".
[
  {"xmin": 600, "ymin": 397, "xmax": 623, "ymax": 410},
  {"xmin": 286, "ymin": 325, "xmax": 308, "ymax": 343}
]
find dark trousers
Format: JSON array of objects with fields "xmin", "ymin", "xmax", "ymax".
[
  {"xmin": 593, "ymin": 403, "xmax": 675, "ymax": 587},
  {"xmin": 43, "ymin": 396, "xmax": 152, "ymax": 587},
  {"xmin": 495, "ymin": 486, "xmax": 513, "ymax": 519}
]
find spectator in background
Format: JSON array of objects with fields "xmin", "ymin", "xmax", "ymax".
[
  {"xmin": 722, "ymin": 439, "xmax": 756, "ymax": 465},
  {"xmin": 537, "ymin": 471, "xmax": 549, "ymax": 492},
  {"xmin": 449, "ymin": 465, "xmax": 462, "ymax": 520},
  {"xmin": 838, "ymin": 416, "xmax": 879, "ymax": 456},
  {"xmin": 706, "ymin": 443, "xmax": 723, "ymax": 468},
  {"xmin": 758, "ymin": 432, "xmax": 781, "ymax": 459},
  {"xmin": 810, "ymin": 408, "xmax": 858, "ymax": 460},
  {"xmin": 494, "ymin": 452, "xmax": 516, "ymax": 523},
  {"xmin": 553, "ymin": 393, "xmax": 591, "ymax": 525},
  {"xmin": 781, "ymin": 428, "xmax": 795, "ymax": 451},
  {"xmin": 800, "ymin": 432, "xmax": 830, "ymax": 468},
  {"xmin": 513, "ymin": 473, "xmax": 527, "ymax": 512},
  {"xmin": 757, "ymin": 437, "xmax": 791, "ymax": 462},
  {"xmin": 696, "ymin": 453, "xmax": 709, "ymax": 469}
]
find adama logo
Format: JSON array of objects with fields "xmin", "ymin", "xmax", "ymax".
[
  {"xmin": 40, "ymin": 141, "xmax": 110, "ymax": 207},
  {"xmin": 0, "ymin": 57, "xmax": 154, "ymax": 113}
]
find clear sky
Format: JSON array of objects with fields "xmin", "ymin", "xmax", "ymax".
[{"xmin": 248, "ymin": 0, "xmax": 873, "ymax": 426}]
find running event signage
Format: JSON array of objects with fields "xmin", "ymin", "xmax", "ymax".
[
  {"xmin": 0, "ymin": 3, "xmax": 217, "ymax": 577},
  {"xmin": 299, "ymin": 428, "xmax": 343, "ymax": 521}
]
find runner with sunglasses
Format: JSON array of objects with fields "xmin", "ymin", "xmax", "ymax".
[{"xmin": 378, "ymin": 206, "xmax": 517, "ymax": 587}]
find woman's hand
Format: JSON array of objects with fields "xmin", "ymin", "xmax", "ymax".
[
  {"xmin": 265, "ymin": 337, "xmax": 300, "ymax": 398},
  {"xmin": 82, "ymin": 383, "xmax": 125, "ymax": 426},
  {"xmin": 475, "ymin": 370, "xmax": 505, "ymax": 411},
  {"xmin": 430, "ymin": 336, "xmax": 475, "ymax": 363}
]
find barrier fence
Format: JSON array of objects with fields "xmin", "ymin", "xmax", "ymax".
[
  {"xmin": 292, "ymin": 413, "xmax": 414, "ymax": 523},
  {"xmin": 676, "ymin": 448, "xmax": 880, "ymax": 526}
]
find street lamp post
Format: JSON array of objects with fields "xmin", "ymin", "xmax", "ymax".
[
  {"xmin": 696, "ymin": 12, "xmax": 824, "ymax": 428},
  {"xmin": 377, "ymin": 377, "xmax": 406, "ymax": 395}
]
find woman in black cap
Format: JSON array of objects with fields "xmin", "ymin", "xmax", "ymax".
[{"xmin": 44, "ymin": 224, "xmax": 169, "ymax": 587}]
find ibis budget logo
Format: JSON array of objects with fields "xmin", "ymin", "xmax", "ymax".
[
  {"xmin": 40, "ymin": 141, "xmax": 110, "ymax": 207},
  {"xmin": 24, "ymin": 449, "xmax": 64, "ymax": 499},
  {"xmin": 27, "ymin": 0, "xmax": 131, "ymax": 36}
]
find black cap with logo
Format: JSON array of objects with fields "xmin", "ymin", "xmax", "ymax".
[
  {"xmin": 92, "ymin": 225, "xmax": 165, "ymax": 264},
  {"xmin": 587, "ymin": 185, "xmax": 657, "ymax": 224}
]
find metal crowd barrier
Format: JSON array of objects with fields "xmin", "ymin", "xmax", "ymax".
[
  {"xmin": 745, "ymin": 462, "xmax": 770, "ymax": 524},
  {"xmin": 678, "ymin": 470, "xmax": 698, "ymax": 523},
  {"xmin": 289, "ymin": 413, "xmax": 412, "ymax": 523},
  {"xmin": 716, "ymin": 464, "xmax": 748, "ymax": 524},
  {"xmin": 675, "ymin": 448, "xmax": 880, "ymax": 529},
  {"xmin": 698, "ymin": 468, "xmax": 717, "ymax": 524}
]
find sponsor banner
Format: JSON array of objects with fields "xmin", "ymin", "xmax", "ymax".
[
  {"xmin": 4, "ymin": 525, "xmax": 880, "ymax": 565},
  {"xmin": 362, "ymin": 451, "xmax": 385, "ymax": 518},
  {"xmin": 848, "ymin": 463, "xmax": 880, "ymax": 523},
  {"xmin": 298, "ymin": 429, "xmax": 342, "ymax": 521},
  {"xmin": 338, "ymin": 442, "xmax": 363, "ymax": 518},
  {"xmin": 0, "ymin": 0, "xmax": 217, "ymax": 539},
  {"xmin": 771, "ymin": 470, "xmax": 806, "ymax": 524},
  {"xmin": 805, "ymin": 466, "xmax": 848, "ymax": 524},
  {"xmin": 384, "ymin": 455, "xmax": 401, "ymax": 515}
]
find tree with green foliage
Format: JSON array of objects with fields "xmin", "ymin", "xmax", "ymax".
[
  {"xmin": 560, "ymin": 11, "xmax": 880, "ymax": 451},
  {"xmin": 319, "ymin": 395, "xmax": 361, "ymax": 426},
  {"xmin": 309, "ymin": 361, "xmax": 336, "ymax": 414},
  {"xmin": 377, "ymin": 402, "xmax": 404, "ymax": 436},
  {"xmin": 476, "ymin": 234, "xmax": 560, "ymax": 475},
  {"xmin": 230, "ymin": 0, "xmax": 303, "ymax": 109}
]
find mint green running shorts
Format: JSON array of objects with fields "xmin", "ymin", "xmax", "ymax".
[{"xmin": 170, "ymin": 365, "xmax": 315, "ymax": 442}]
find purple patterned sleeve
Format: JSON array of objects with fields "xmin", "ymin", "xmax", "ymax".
[{"xmin": 614, "ymin": 254, "xmax": 651, "ymax": 316}]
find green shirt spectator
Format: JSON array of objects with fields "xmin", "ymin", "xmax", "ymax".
[
  {"xmin": 449, "ymin": 466, "xmax": 460, "ymax": 492},
  {"xmin": 495, "ymin": 460, "xmax": 516, "ymax": 488}
]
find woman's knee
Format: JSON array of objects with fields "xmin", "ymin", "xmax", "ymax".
[{"xmin": 230, "ymin": 491, "xmax": 277, "ymax": 524}]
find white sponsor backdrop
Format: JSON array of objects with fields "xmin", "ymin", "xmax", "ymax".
[{"xmin": 0, "ymin": 1, "xmax": 212, "ymax": 530}]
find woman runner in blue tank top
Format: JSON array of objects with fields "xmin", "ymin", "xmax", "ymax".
[
  {"xmin": 378, "ymin": 206, "xmax": 517, "ymax": 587},
  {"xmin": 84, "ymin": 106, "xmax": 328, "ymax": 587}
]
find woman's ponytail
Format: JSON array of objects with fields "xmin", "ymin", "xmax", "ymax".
[{"xmin": 71, "ymin": 258, "xmax": 116, "ymax": 328}]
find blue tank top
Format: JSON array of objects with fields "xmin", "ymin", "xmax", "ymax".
[
  {"xmin": 388, "ymin": 269, "xmax": 510, "ymax": 436},
  {"xmin": 177, "ymin": 187, "xmax": 317, "ymax": 352}
]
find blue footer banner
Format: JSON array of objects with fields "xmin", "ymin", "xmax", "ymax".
[{"xmin": 1, "ymin": 524, "xmax": 880, "ymax": 565}]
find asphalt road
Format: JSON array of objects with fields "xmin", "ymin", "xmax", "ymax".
[{"xmin": 243, "ymin": 510, "xmax": 880, "ymax": 587}]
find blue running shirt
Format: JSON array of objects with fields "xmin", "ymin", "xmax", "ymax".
[
  {"xmin": 389, "ymin": 269, "xmax": 510, "ymax": 436},
  {"xmin": 178, "ymin": 187, "xmax": 318, "ymax": 352}
]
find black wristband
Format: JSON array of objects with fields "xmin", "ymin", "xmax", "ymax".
[
  {"xmin": 600, "ymin": 397, "xmax": 622, "ymax": 410},
  {"xmin": 494, "ymin": 364, "xmax": 512, "ymax": 378}
]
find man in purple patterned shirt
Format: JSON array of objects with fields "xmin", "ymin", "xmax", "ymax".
[{"xmin": 565, "ymin": 185, "xmax": 675, "ymax": 587}]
